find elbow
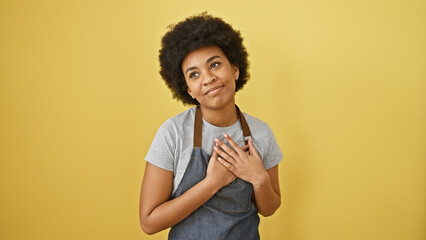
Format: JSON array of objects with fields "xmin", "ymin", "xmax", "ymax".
[
  {"xmin": 139, "ymin": 215, "xmax": 159, "ymax": 235},
  {"xmin": 140, "ymin": 222, "xmax": 154, "ymax": 235},
  {"xmin": 259, "ymin": 199, "xmax": 281, "ymax": 217},
  {"xmin": 140, "ymin": 220, "xmax": 157, "ymax": 235},
  {"xmin": 259, "ymin": 209, "xmax": 276, "ymax": 217}
]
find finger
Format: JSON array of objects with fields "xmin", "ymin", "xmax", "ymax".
[
  {"xmin": 217, "ymin": 156, "xmax": 237, "ymax": 174},
  {"xmin": 241, "ymin": 145, "xmax": 249, "ymax": 154},
  {"xmin": 213, "ymin": 145, "xmax": 238, "ymax": 165},
  {"xmin": 241, "ymin": 145, "xmax": 249, "ymax": 152},
  {"xmin": 214, "ymin": 138, "xmax": 240, "ymax": 160},
  {"xmin": 211, "ymin": 146, "xmax": 219, "ymax": 159},
  {"xmin": 223, "ymin": 133, "xmax": 245, "ymax": 155},
  {"xmin": 248, "ymin": 137, "xmax": 260, "ymax": 157}
]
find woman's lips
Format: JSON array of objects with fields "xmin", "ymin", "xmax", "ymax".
[{"xmin": 205, "ymin": 85, "xmax": 223, "ymax": 96}]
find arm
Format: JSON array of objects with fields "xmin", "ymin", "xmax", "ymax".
[
  {"xmin": 139, "ymin": 149, "xmax": 238, "ymax": 235},
  {"xmin": 252, "ymin": 165, "xmax": 281, "ymax": 216},
  {"xmin": 213, "ymin": 135, "xmax": 281, "ymax": 216}
]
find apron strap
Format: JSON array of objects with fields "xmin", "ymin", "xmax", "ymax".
[
  {"xmin": 194, "ymin": 106, "xmax": 203, "ymax": 148},
  {"xmin": 236, "ymin": 105, "xmax": 252, "ymax": 145},
  {"xmin": 193, "ymin": 105, "xmax": 252, "ymax": 148}
]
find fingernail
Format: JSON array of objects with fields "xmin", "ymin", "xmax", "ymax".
[
  {"xmin": 214, "ymin": 146, "xmax": 218, "ymax": 151},
  {"xmin": 214, "ymin": 138, "xmax": 219, "ymax": 143},
  {"xmin": 224, "ymin": 133, "xmax": 228, "ymax": 138}
]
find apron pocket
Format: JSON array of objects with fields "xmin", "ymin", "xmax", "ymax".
[{"xmin": 207, "ymin": 178, "xmax": 253, "ymax": 213}]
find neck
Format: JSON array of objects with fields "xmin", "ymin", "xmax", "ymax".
[{"xmin": 200, "ymin": 102, "xmax": 238, "ymax": 127}]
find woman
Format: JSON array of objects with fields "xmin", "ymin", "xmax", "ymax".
[{"xmin": 139, "ymin": 12, "xmax": 283, "ymax": 239}]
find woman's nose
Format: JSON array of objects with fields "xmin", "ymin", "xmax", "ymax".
[{"xmin": 203, "ymin": 71, "xmax": 217, "ymax": 85}]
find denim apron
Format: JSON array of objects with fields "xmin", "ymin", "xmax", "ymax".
[{"xmin": 168, "ymin": 106, "xmax": 260, "ymax": 240}]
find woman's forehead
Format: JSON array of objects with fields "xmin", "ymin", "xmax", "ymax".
[{"xmin": 181, "ymin": 45, "xmax": 228, "ymax": 68}]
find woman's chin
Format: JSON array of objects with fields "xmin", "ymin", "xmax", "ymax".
[{"xmin": 199, "ymin": 97, "xmax": 235, "ymax": 110}]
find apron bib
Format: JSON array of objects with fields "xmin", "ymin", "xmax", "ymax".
[{"xmin": 168, "ymin": 105, "xmax": 260, "ymax": 240}]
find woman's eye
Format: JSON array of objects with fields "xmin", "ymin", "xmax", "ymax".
[
  {"xmin": 189, "ymin": 72, "xmax": 199, "ymax": 78},
  {"xmin": 211, "ymin": 62, "xmax": 220, "ymax": 69}
]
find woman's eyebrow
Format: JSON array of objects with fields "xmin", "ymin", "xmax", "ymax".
[
  {"xmin": 206, "ymin": 55, "xmax": 221, "ymax": 63},
  {"xmin": 185, "ymin": 66, "xmax": 197, "ymax": 74}
]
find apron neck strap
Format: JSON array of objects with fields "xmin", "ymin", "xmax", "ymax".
[
  {"xmin": 193, "ymin": 105, "xmax": 252, "ymax": 148},
  {"xmin": 194, "ymin": 106, "xmax": 203, "ymax": 148}
]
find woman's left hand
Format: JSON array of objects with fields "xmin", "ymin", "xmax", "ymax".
[{"xmin": 213, "ymin": 134, "xmax": 268, "ymax": 186}]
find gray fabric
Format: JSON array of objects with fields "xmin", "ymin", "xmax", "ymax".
[{"xmin": 145, "ymin": 106, "xmax": 283, "ymax": 194}]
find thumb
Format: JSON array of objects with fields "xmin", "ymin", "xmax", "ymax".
[{"xmin": 248, "ymin": 137, "xmax": 260, "ymax": 157}]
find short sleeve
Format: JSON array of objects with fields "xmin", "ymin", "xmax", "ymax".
[
  {"xmin": 262, "ymin": 125, "xmax": 283, "ymax": 170},
  {"xmin": 145, "ymin": 119, "xmax": 176, "ymax": 172}
]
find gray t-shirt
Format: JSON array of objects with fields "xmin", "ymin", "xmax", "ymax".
[{"xmin": 145, "ymin": 106, "xmax": 283, "ymax": 194}]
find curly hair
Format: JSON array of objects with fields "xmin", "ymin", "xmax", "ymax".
[{"xmin": 159, "ymin": 12, "xmax": 250, "ymax": 105}]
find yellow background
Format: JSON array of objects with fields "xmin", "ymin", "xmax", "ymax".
[{"xmin": 0, "ymin": 0, "xmax": 425, "ymax": 239}]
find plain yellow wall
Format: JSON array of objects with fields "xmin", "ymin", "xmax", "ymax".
[{"xmin": 0, "ymin": 0, "xmax": 425, "ymax": 239}]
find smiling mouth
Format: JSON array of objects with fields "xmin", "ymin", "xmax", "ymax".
[{"xmin": 205, "ymin": 85, "xmax": 224, "ymax": 96}]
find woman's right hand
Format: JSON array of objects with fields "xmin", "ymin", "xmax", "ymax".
[{"xmin": 206, "ymin": 144, "xmax": 248, "ymax": 188}]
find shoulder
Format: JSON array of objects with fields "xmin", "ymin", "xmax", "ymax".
[
  {"xmin": 168, "ymin": 107, "xmax": 196, "ymax": 125},
  {"xmin": 242, "ymin": 112, "xmax": 273, "ymax": 137},
  {"xmin": 159, "ymin": 107, "xmax": 196, "ymax": 131},
  {"xmin": 242, "ymin": 112, "xmax": 269, "ymax": 128}
]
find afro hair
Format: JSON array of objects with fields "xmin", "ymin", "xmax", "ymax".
[{"xmin": 159, "ymin": 12, "xmax": 250, "ymax": 105}]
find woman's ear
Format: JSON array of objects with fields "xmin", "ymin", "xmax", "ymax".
[
  {"xmin": 187, "ymin": 88, "xmax": 194, "ymax": 99},
  {"xmin": 232, "ymin": 65, "xmax": 240, "ymax": 81}
]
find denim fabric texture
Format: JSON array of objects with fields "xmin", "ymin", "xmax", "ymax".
[{"xmin": 168, "ymin": 148, "xmax": 260, "ymax": 240}]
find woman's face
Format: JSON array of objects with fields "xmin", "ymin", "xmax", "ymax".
[{"xmin": 181, "ymin": 45, "xmax": 239, "ymax": 110}]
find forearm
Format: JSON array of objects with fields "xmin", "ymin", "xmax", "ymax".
[
  {"xmin": 141, "ymin": 177, "xmax": 219, "ymax": 234},
  {"xmin": 252, "ymin": 171, "xmax": 281, "ymax": 217}
]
